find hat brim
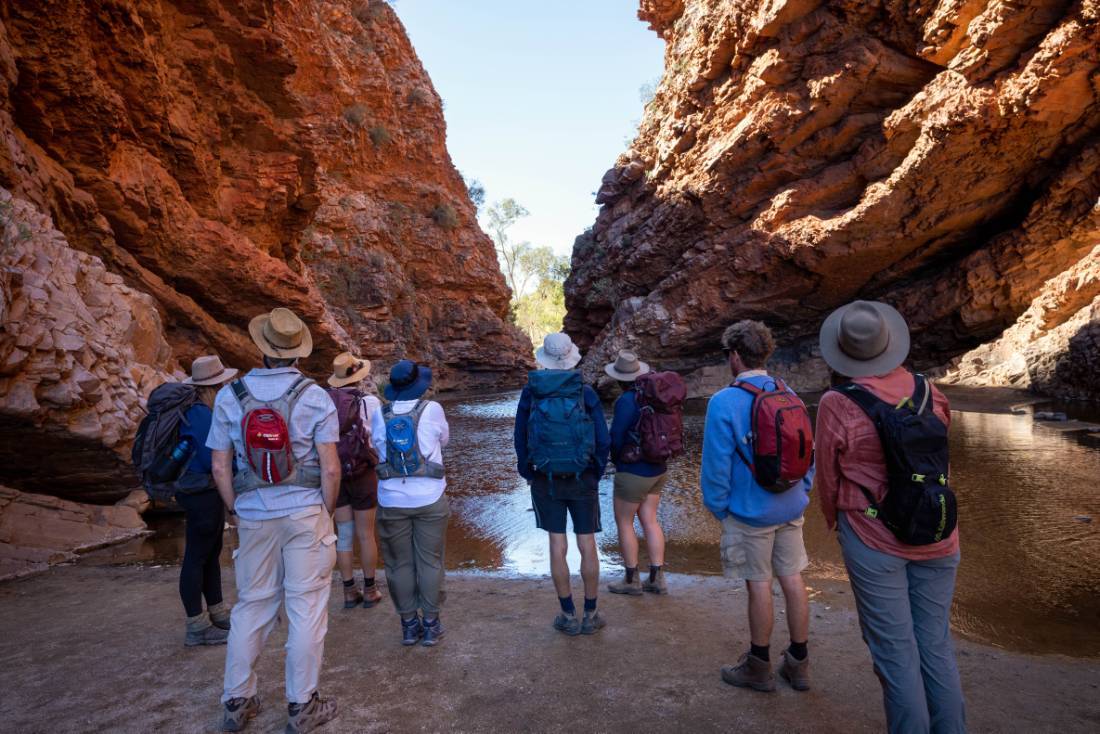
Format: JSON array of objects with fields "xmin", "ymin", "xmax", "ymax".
[
  {"xmin": 535, "ymin": 345, "xmax": 582, "ymax": 370},
  {"xmin": 248, "ymin": 313, "xmax": 313, "ymax": 360},
  {"xmin": 603, "ymin": 361, "xmax": 651, "ymax": 381},
  {"xmin": 819, "ymin": 302, "xmax": 911, "ymax": 378},
  {"xmin": 327, "ymin": 361, "xmax": 373, "ymax": 388},
  {"xmin": 384, "ymin": 365, "xmax": 432, "ymax": 401},
  {"xmin": 184, "ymin": 367, "xmax": 238, "ymax": 387}
]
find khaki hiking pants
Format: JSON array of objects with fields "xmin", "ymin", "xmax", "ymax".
[
  {"xmin": 222, "ymin": 507, "xmax": 336, "ymax": 705},
  {"xmin": 377, "ymin": 495, "xmax": 450, "ymax": 616}
]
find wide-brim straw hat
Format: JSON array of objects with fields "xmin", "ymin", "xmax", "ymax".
[
  {"xmin": 384, "ymin": 359, "xmax": 433, "ymax": 401},
  {"xmin": 819, "ymin": 300, "xmax": 911, "ymax": 378},
  {"xmin": 604, "ymin": 350, "xmax": 650, "ymax": 381},
  {"xmin": 183, "ymin": 355, "xmax": 238, "ymax": 386},
  {"xmin": 535, "ymin": 332, "xmax": 582, "ymax": 370},
  {"xmin": 327, "ymin": 351, "xmax": 372, "ymax": 388},
  {"xmin": 248, "ymin": 307, "xmax": 313, "ymax": 360}
]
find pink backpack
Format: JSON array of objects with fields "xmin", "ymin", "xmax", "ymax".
[{"xmin": 622, "ymin": 371, "xmax": 686, "ymax": 463}]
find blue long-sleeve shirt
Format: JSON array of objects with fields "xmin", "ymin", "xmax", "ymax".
[
  {"xmin": 700, "ymin": 374, "xmax": 813, "ymax": 526},
  {"xmin": 610, "ymin": 389, "xmax": 666, "ymax": 477},
  {"xmin": 179, "ymin": 403, "xmax": 214, "ymax": 476},
  {"xmin": 514, "ymin": 383, "xmax": 610, "ymax": 481}
]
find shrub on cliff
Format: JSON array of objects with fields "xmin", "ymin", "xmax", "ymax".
[
  {"xmin": 431, "ymin": 204, "xmax": 459, "ymax": 229},
  {"xmin": 369, "ymin": 125, "xmax": 392, "ymax": 146},
  {"xmin": 343, "ymin": 104, "xmax": 369, "ymax": 127}
]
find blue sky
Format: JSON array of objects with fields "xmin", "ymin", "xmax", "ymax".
[{"xmin": 394, "ymin": 0, "xmax": 665, "ymax": 255}]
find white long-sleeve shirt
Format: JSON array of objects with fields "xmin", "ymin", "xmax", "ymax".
[{"xmin": 372, "ymin": 399, "xmax": 449, "ymax": 509}]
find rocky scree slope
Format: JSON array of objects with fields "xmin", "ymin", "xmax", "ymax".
[
  {"xmin": 567, "ymin": 0, "xmax": 1100, "ymax": 399},
  {"xmin": 0, "ymin": 0, "xmax": 531, "ymax": 501}
]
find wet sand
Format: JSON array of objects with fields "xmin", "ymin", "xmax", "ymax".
[{"xmin": 1, "ymin": 564, "xmax": 1098, "ymax": 733}]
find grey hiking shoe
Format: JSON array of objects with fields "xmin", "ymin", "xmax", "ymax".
[
  {"xmin": 580, "ymin": 610, "xmax": 606, "ymax": 635},
  {"xmin": 186, "ymin": 613, "xmax": 229, "ymax": 647},
  {"xmin": 642, "ymin": 568, "xmax": 668, "ymax": 595},
  {"xmin": 285, "ymin": 692, "xmax": 337, "ymax": 734},
  {"xmin": 778, "ymin": 649, "xmax": 810, "ymax": 691},
  {"xmin": 721, "ymin": 653, "xmax": 776, "ymax": 692},
  {"xmin": 553, "ymin": 612, "xmax": 581, "ymax": 636},
  {"xmin": 222, "ymin": 696, "xmax": 260, "ymax": 732},
  {"xmin": 209, "ymin": 601, "xmax": 232, "ymax": 631},
  {"xmin": 608, "ymin": 572, "xmax": 643, "ymax": 596}
]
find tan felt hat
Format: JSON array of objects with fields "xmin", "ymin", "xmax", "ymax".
[
  {"xmin": 604, "ymin": 350, "xmax": 651, "ymax": 381},
  {"xmin": 819, "ymin": 300, "xmax": 910, "ymax": 378},
  {"xmin": 248, "ymin": 307, "xmax": 313, "ymax": 360},
  {"xmin": 183, "ymin": 355, "xmax": 238, "ymax": 386},
  {"xmin": 327, "ymin": 351, "xmax": 372, "ymax": 388}
]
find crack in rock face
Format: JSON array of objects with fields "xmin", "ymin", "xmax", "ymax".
[
  {"xmin": 566, "ymin": 0, "xmax": 1100, "ymax": 399},
  {"xmin": 0, "ymin": 0, "xmax": 533, "ymax": 500}
]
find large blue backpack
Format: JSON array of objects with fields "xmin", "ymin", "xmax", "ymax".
[
  {"xmin": 376, "ymin": 400, "xmax": 445, "ymax": 481},
  {"xmin": 525, "ymin": 370, "xmax": 595, "ymax": 477}
]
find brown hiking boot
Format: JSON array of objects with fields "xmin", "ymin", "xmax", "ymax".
[
  {"xmin": 721, "ymin": 653, "xmax": 776, "ymax": 692},
  {"xmin": 362, "ymin": 583, "xmax": 383, "ymax": 608},
  {"xmin": 608, "ymin": 571, "xmax": 643, "ymax": 596},
  {"xmin": 285, "ymin": 692, "xmax": 337, "ymax": 734},
  {"xmin": 209, "ymin": 601, "xmax": 232, "ymax": 631},
  {"xmin": 642, "ymin": 567, "xmax": 668, "ymax": 595},
  {"xmin": 185, "ymin": 613, "xmax": 229, "ymax": 647},
  {"xmin": 778, "ymin": 649, "xmax": 810, "ymax": 691},
  {"xmin": 343, "ymin": 582, "xmax": 363, "ymax": 609}
]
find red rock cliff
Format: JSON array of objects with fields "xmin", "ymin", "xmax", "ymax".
[
  {"xmin": 566, "ymin": 0, "xmax": 1100, "ymax": 399},
  {"xmin": 0, "ymin": 0, "xmax": 531, "ymax": 500}
]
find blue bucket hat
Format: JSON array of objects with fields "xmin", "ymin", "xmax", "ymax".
[{"xmin": 384, "ymin": 359, "xmax": 432, "ymax": 401}]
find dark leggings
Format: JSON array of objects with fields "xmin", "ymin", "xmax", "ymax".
[{"xmin": 176, "ymin": 490, "xmax": 226, "ymax": 617}]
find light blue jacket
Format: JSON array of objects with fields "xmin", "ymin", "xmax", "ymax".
[{"xmin": 700, "ymin": 374, "xmax": 813, "ymax": 527}]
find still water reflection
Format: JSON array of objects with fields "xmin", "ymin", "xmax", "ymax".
[{"xmin": 107, "ymin": 390, "xmax": 1100, "ymax": 657}]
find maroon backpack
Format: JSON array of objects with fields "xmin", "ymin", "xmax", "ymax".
[
  {"xmin": 325, "ymin": 387, "xmax": 379, "ymax": 479},
  {"xmin": 732, "ymin": 377, "xmax": 814, "ymax": 493},
  {"xmin": 622, "ymin": 371, "xmax": 686, "ymax": 463}
]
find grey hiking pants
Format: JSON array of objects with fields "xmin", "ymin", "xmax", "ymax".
[
  {"xmin": 839, "ymin": 513, "xmax": 966, "ymax": 734},
  {"xmin": 377, "ymin": 495, "xmax": 450, "ymax": 616}
]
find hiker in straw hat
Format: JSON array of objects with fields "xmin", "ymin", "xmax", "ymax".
[
  {"xmin": 325, "ymin": 353, "xmax": 386, "ymax": 610},
  {"xmin": 603, "ymin": 351, "xmax": 672, "ymax": 597},
  {"xmin": 514, "ymin": 332, "xmax": 611, "ymax": 636},
  {"xmin": 206, "ymin": 306, "xmax": 343, "ymax": 732},
  {"xmin": 169, "ymin": 355, "xmax": 238, "ymax": 648},
  {"xmin": 814, "ymin": 301, "xmax": 964, "ymax": 732}
]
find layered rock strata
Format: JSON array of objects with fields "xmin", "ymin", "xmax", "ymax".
[
  {"xmin": 0, "ymin": 485, "xmax": 148, "ymax": 581},
  {"xmin": 0, "ymin": 1, "xmax": 530, "ymax": 499},
  {"xmin": 566, "ymin": 0, "xmax": 1100, "ymax": 399}
]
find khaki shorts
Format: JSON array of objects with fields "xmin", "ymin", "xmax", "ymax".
[
  {"xmin": 613, "ymin": 472, "xmax": 667, "ymax": 504},
  {"xmin": 720, "ymin": 515, "xmax": 808, "ymax": 581}
]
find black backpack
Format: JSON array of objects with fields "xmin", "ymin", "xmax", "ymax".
[
  {"xmin": 132, "ymin": 382, "xmax": 205, "ymax": 501},
  {"xmin": 831, "ymin": 374, "xmax": 957, "ymax": 546}
]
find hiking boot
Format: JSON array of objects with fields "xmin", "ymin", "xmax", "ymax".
[
  {"xmin": 342, "ymin": 583, "xmax": 364, "ymax": 609},
  {"xmin": 186, "ymin": 613, "xmax": 229, "ymax": 647},
  {"xmin": 778, "ymin": 649, "xmax": 811, "ymax": 691},
  {"xmin": 642, "ymin": 568, "xmax": 669, "ymax": 595},
  {"xmin": 401, "ymin": 615, "xmax": 423, "ymax": 646},
  {"xmin": 362, "ymin": 584, "xmax": 383, "ymax": 608},
  {"xmin": 222, "ymin": 695, "xmax": 260, "ymax": 732},
  {"xmin": 721, "ymin": 653, "xmax": 776, "ymax": 692},
  {"xmin": 552, "ymin": 612, "xmax": 581, "ymax": 636},
  {"xmin": 422, "ymin": 617, "xmax": 445, "ymax": 646},
  {"xmin": 285, "ymin": 692, "xmax": 337, "ymax": 734},
  {"xmin": 580, "ymin": 610, "xmax": 606, "ymax": 635},
  {"xmin": 608, "ymin": 573, "xmax": 643, "ymax": 596},
  {"xmin": 209, "ymin": 601, "xmax": 232, "ymax": 631}
]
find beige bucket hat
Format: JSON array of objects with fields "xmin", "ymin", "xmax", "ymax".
[
  {"xmin": 819, "ymin": 300, "xmax": 911, "ymax": 378},
  {"xmin": 536, "ymin": 332, "xmax": 582, "ymax": 370},
  {"xmin": 327, "ymin": 352, "xmax": 372, "ymax": 388},
  {"xmin": 248, "ymin": 307, "xmax": 313, "ymax": 360},
  {"xmin": 183, "ymin": 355, "xmax": 238, "ymax": 386},
  {"xmin": 604, "ymin": 350, "xmax": 651, "ymax": 381}
]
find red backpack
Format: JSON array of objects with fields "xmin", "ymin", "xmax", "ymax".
[
  {"xmin": 230, "ymin": 376, "xmax": 315, "ymax": 491},
  {"xmin": 325, "ymin": 387, "xmax": 379, "ymax": 479},
  {"xmin": 622, "ymin": 371, "xmax": 687, "ymax": 463},
  {"xmin": 733, "ymin": 377, "xmax": 814, "ymax": 493}
]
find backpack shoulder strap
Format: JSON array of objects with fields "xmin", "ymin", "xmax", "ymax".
[
  {"xmin": 911, "ymin": 374, "xmax": 931, "ymax": 415},
  {"xmin": 830, "ymin": 383, "xmax": 884, "ymax": 419},
  {"xmin": 283, "ymin": 375, "xmax": 315, "ymax": 417},
  {"xmin": 230, "ymin": 379, "xmax": 251, "ymax": 406}
]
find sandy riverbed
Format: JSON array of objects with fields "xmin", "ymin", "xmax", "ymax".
[{"xmin": 1, "ymin": 564, "xmax": 1097, "ymax": 733}]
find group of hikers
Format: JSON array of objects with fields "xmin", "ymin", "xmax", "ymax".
[{"xmin": 135, "ymin": 299, "xmax": 964, "ymax": 734}]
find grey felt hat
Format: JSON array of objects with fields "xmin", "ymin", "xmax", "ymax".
[
  {"xmin": 603, "ymin": 351, "xmax": 651, "ymax": 381},
  {"xmin": 819, "ymin": 300, "xmax": 910, "ymax": 378}
]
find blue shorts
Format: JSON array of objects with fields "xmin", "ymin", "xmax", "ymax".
[{"xmin": 529, "ymin": 473, "xmax": 602, "ymax": 535}]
